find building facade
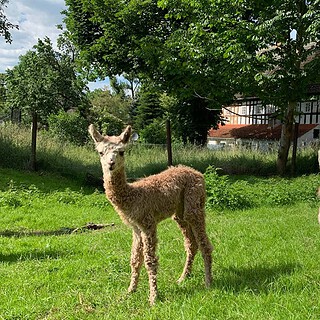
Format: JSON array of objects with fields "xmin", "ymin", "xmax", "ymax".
[{"xmin": 208, "ymin": 95, "xmax": 320, "ymax": 150}]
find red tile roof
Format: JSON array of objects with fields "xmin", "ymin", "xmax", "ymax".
[{"xmin": 208, "ymin": 124, "xmax": 318, "ymax": 140}]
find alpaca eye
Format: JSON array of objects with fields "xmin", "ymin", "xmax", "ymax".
[
  {"xmin": 119, "ymin": 151, "xmax": 124, "ymax": 156},
  {"xmin": 99, "ymin": 152, "xmax": 104, "ymax": 157}
]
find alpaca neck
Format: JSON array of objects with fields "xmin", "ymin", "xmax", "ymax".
[{"xmin": 103, "ymin": 166, "xmax": 129, "ymax": 207}]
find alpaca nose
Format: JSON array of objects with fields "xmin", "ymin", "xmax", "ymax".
[
  {"xmin": 107, "ymin": 154, "xmax": 116, "ymax": 167},
  {"xmin": 108, "ymin": 158, "xmax": 115, "ymax": 165}
]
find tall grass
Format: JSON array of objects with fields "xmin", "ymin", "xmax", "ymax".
[
  {"xmin": 0, "ymin": 123, "xmax": 318, "ymax": 182},
  {"xmin": 0, "ymin": 123, "xmax": 101, "ymax": 181}
]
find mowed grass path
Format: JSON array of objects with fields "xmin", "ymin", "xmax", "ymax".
[{"xmin": 0, "ymin": 169, "xmax": 319, "ymax": 319}]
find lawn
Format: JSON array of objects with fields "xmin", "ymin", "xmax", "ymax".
[{"xmin": 0, "ymin": 169, "xmax": 319, "ymax": 319}]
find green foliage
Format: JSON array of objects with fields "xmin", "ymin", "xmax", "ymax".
[
  {"xmin": 88, "ymin": 87, "xmax": 131, "ymax": 135},
  {"xmin": 0, "ymin": 0, "xmax": 18, "ymax": 43},
  {"xmin": 5, "ymin": 37, "xmax": 89, "ymax": 123},
  {"xmin": 0, "ymin": 180, "xmax": 40, "ymax": 208},
  {"xmin": 0, "ymin": 73, "xmax": 7, "ymax": 117},
  {"xmin": 48, "ymin": 110, "xmax": 89, "ymax": 145},
  {"xmin": 5, "ymin": 37, "xmax": 90, "ymax": 170},
  {"xmin": 204, "ymin": 166, "xmax": 319, "ymax": 211},
  {"xmin": 139, "ymin": 118, "xmax": 167, "ymax": 144},
  {"xmin": 169, "ymin": 96, "xmax": 221, "ymax": 145},
  {"xmin": 1, "ymin": 123, "xmax": 319, "ymax": 181},
  {"xmin": 262, "ymin": 176, "xmax": 319, "ymax": 207},
  {"xmin": 63, "ymin": 0, "xmax": 320, "ymax": 169},
  {"xmin": 204, "ymin": 166, "xmax": 253, "ymax": 211},
  {"xmin": 0, "ymin": 182, "xmax": 110, "ymax": 210},
  {"xmin": 134, "ymin": 83, "xmax": 165, "ymax": 131}
]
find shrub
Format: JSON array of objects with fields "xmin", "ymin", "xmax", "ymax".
[
  {"xmin": 0, "ymin": 181, "xmax": 40, "ymax": 208},
  {"xmin": 262, "ymin": 175, "xmax": 319, "ymax": 206},
  {"xmin": 48, "ymin": 110, "xmax": 89, "ymax": 145},
  {"xmin": 139, "ymin": 118, "xmax": 167, "ymax": 144},
  {"xmin": 204, "ymin": 166, "xmax": 253, "ymax": 211},
  {"xmin": 98, "ymin": 113, "xmax": 124, "ymax": 136}
]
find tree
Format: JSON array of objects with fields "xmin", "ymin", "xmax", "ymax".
[
  {"xmin": 161, "ymin": 0, "xmax": 320, "ymax": 173},
  {"xmin": 0, "ymin": 73, "xmax": 7, "ymax": 119},
  {"xmin": 63, "ymin": 0, "xmax": 229, "ymax": 143},
  {"xmin": 64, "ymin": 0, "xmax": 320, "ymax": 160},
  {"xmin": 0, "ymin": 0, "xmax": 18, "ymax": 43},
  {"xmin": 159, "ymin": 0, "xmax": 320, "ymax": 173},
  {"xmin": 168, "ymin": 97, "xmax": 221, "ymax": 145},
  {"xmin": 251, "ymin": 0, "xmax": 320, "ymax": 174},
  {"xmin": 88, "ymin": 87, "xmax": 132, "ymax": 135},
  {"xmin": 6, "ymin": 37, "xmax": 89, "ymax": 170},
  {"xmin": 134, "ymin": 83, "xmax": 164, "ymax": 131}
]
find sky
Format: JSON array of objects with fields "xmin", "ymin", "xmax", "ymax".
[{"xmin": 0, "ymin": 0, "xmax": 109, "ymax": 91}]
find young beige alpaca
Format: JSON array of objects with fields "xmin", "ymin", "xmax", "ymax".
[{"xmin": 89, "ymin": 124, "xmax": 213, "ymax": 305}]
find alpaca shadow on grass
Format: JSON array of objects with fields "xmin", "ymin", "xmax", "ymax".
[
  {"xmin": 169, "ymin": 262, "xmax": 301, "ymax": 300},
  {"xmin": 214, "ymin": 262, "xmax": 301, "ymax": 294}
]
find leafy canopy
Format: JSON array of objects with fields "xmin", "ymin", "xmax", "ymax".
[
  {"xmin": 6, "ymin": 37, "xmax": 89, "ymax": 122},
  {"xmin": 0, "ymin": 0, "xmax": 18, "ymax": 43}
]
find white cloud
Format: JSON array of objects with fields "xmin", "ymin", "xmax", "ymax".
[
  {"xmin": 0, "ymin": 0, "xmax": 66, "ymax": 72},
  {"xmin": 87, "ymin": 78, "xmax": 111, "ymax": 92},
  {"xmin": 0, "ymin": 0, "xmax": 108, "ymax": 91}
]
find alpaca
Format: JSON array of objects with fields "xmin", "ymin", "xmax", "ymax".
[{"xmin": 89, "ymin": 124, "xmax": 213, "ymax": 305}]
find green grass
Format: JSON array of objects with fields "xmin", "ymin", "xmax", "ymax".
[{"xmin": 0, "ymin": 169, "xmax": 319, "ymax": 319}]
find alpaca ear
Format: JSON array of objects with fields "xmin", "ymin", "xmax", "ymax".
[
  {"xmin": 88, "ymin": 124, "xmax": 104, "ymax": 143},
  {"xmin": 120, "ymin": 125, "xmax": 132, "ymax": 144}
]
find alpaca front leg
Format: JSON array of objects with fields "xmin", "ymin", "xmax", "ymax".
[
  {"xmin": 141, "ymin": 229, "xmax": 158, "ymax": 305},
  {"xmin": 128, "ymin": 227, "xmax": 144, "ymax": 293}
]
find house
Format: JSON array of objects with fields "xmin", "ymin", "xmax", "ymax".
[
  {"xmin": 208, "ymin": 123, "xmax": 320, "ymax": 151},
  {"xmin": 208, "ymin": 95, "xmax": 320, "ymax": 150}
]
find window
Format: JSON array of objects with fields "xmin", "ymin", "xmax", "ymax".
[
  {"xmin": 313, "ymin": 129, "xmax": 319, "ymax": 139},
  {"xmin": 305, "ymin": 102, "xmax": 311, "ymax": 113}
]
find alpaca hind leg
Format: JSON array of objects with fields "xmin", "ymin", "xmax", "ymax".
[
  {"xmin": 128, "ymin": 227, "xmax": 144, "ymax": 293},
  {"xmin": 141, "ymin": 228, "xmax": 158, "ymax": 305},
  {"xmin": 174, "ymin": 216, "xmax": 198, "ymax": 283},
  {"xmin": 190, "ymin": 219, "xmax": 213, "ymax": 287}
]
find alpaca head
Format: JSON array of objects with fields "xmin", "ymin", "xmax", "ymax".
[{"xmin": 89, "ymin": 124, "xmax": 132, "ymax": 174}]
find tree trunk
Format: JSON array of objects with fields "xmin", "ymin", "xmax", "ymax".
[
  {"xmin": 166, "ymin": 119, "xmax": 173, "ymax": 166},
  {"xmin": 30, "ymin": 112, "xmax": 38, "ymax": 171},
  {"xmin": 277, "ymin": 101, "xmax": 296, "ymax": 175}
]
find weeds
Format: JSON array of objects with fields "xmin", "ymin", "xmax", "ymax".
[
  {"xmin": 204, "ymin": 166, "xmax": 319, "ymax": 211},
  {"xmin": 204, "ymin": 166, "xmax": 253, "ymax": 211}
]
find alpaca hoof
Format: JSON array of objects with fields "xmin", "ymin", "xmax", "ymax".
[
  {"xmin": 128, "ymin": 286, "xmax": 137, "ymax": 294},
  {"xmin": 149, "ymin": 296, "xmax": 156, "ymax": 306},
  {"xmin": 177, "ymin": 272, "xmax": 191, "ymax": 284},
  {"xmin": 205, "ymin": 277, "xmax": 213, "ymax": 288},
  {"xmin": 177, "ymin": 277, "xmax": 184, "ymax": 284}
]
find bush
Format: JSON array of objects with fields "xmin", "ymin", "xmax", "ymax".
[
  {"xmin": 0, "ymin": 181, "xmax": 40, "ymax": 208},
  {"xmin": 139, "ymin": 118, "xmax": 167, "ymax": 144},
  {"xmin": 48, "ymin": 110, "xmax": 89, "ymax": 145},
  {"xmin": 98, "ymin": 113, "xmax": 124, "ymax": 136},
  {"xmin": 204, "ymin": 166, "xmax": 253, "ymax": 211},
  {"xmin": 262, "ymin": 175, "xmax": 319, "ymax": 206},
  {"xmin": 204, "ymin": 167, "xmax": 320, "ymax": 212}
]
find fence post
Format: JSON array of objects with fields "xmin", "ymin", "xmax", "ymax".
[
  {"xmin": 291, "ymin": 122, "xmax": 299, "ymax": 176},
  {"xmin": 166, "ymin": 119, "xmax": 173, "ymax": 166}
]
